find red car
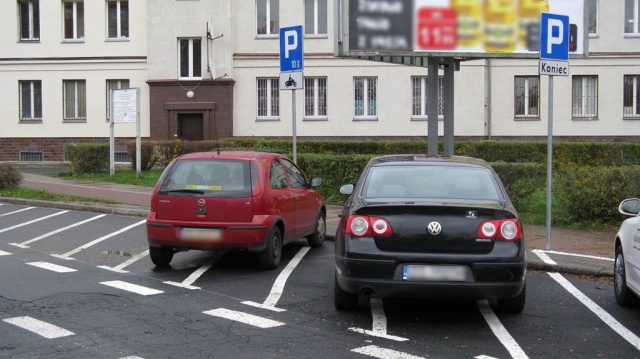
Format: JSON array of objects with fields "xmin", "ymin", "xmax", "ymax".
[{"xmin": 146, "ymin": 151, "xmax": 326, "ymax": 269}]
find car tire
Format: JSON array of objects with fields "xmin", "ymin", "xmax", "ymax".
[
  {"xmin": 334, "ymin": 274, "xmax": 358, "ymax": 311},
  {"xmin": 497, "ymin": 282, "xmax": 526, "ymax": 314},
  {"xmin": 149, "ymin": 246, "xmax": 173, "ymax": 267},
  {"xmin": 614, "ymin": 245, "xmax": 637, "ymax": 306},
  {"xmin": 259, "ymin": 227, "xmax": 282, "ymax": 270},
  {"xmin": 306, "ymin": 212, "xmax": 326, "ymax": 248}
]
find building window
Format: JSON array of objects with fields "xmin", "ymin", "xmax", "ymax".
[
  {"xmin": 178, "ymin": 38, "xmax": 202, "ymax": 79},
  {"xmin": 514, "ymin": 76, "xmax": 540, "ymax": 118},
  {"xmin": 305, "ymin": 0, "xmax": 327, "ymax": 35},
  {"xmin": 19, "ymin": 81, "xmax": 42, "ymax": 121},
  {"xmin": 354, "ymin": 77, "xmax": 377, "ymax": 118},
  {"xmin": 304, "ymin": 77, "xmax": 327, "ymax": 118},
  {"xmin": 257, "ymin": 78, "xmax": 279, "ymax": 119},
  {"xmin": 107, "ymin": 0, "xmax": 129, "ymax": 39},
  {"xmin": 624, "ymin": 75, "xmax": 640, "ymax": 118},
  {"xmin": 411, "ymin": 76, "xmax": 444, "ymax": 119},
  {"xmin": 63, "ymin": 80, "xmax": 87, "ymax": 121},
  {"xmin": 106, "ymin": 79, "xmax": 130, "ymax": 121},
  {"xmin": 19, "ymin": 0, "xmax": 40, "ymax": 41},
  {"xmin": 625, "ymin": 0, "xmax": 640, "ymax": 34},
  {"xmin": 257, "ymin": 0, "xmax": 279, "ymax": 35},
  {"xmin": 63, "ymin": 1, "xmax": 84, "ymax": 40},
  {"xmin": 572, "ymin": 76, "xmax": 598, "ymax": 118},
  {"xmin": 588, "ymin": 0, "xmax": 598, "ymax": 35}
]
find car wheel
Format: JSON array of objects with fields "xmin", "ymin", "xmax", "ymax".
[
  {"xmin": 334, "ymin": 274, "xmax": 358, "ymax": 311},
  {"xmin": 259, "ymin": 227, "xmax": 282, "ymax": 270},
  {"xmin": 306, "ymin": 212, "xmax": 326, "ymax": 248},
  {"xmin": 497, "ymin": 282, "xmax": 526, "ymax": 314},
  {"xmin": 149, "ymin": 246, "xmax": 173, "ymax": 267},
  {"xmin": 614, "ymin": 245, "xmax": 637, "ymax": 306}
]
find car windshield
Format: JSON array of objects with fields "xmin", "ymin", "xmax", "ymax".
[
  {"xmin": 361, "ymin": 165, "xmax": 502, "ymax": 200},
  {"xmin": 159, "ymin": 159, "xmax": 257, "ymax": 197}
]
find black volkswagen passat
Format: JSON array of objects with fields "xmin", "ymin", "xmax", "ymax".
[{"xmin": 334, "ymin": 155, "xmax": 526, "ymax": 313}]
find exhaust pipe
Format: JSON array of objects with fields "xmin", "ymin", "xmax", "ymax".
[{"xmin": 360, "ymin": 287, "xmax": 374, "ymax": 297}]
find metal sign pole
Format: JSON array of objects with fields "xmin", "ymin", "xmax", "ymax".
[
  {"xmin": 292, "ymin": 90, "xmax": 297, "ymax": 164},
  {"xmin": 546, "ymin": 76, "xmax": 553, "ymax": 250},
  {"xmin": 109, "ymin": 89, "xmax": 115, "ymax": 177}
]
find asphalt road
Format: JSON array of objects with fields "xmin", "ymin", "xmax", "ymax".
[{"xmin": 0, "ymin": 203, "xmax": 639, "ymax": 359}]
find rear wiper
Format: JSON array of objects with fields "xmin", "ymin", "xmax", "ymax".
[{"xmin": 162, "ymin": 189, "xmax": 205, "ymax": 195}]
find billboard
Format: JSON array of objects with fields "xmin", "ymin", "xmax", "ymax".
[{"xmin": 345, "ymin": 0, "xmax": 586, "ymax": 58}]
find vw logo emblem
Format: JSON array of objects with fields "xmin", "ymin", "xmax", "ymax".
[
  {"xmin": 427, "ymin": 221, "xmax": 442, "ymax": 236},
  {"xmin": 197, "ymin": 199, "xmax": 206, "ymax": 207}
]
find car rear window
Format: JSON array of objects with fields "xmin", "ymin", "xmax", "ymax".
[
  {"xmin": 361, "ymin": 165, "xmax": 502, "ymax": 200},
  {"xmin": 159, "ymin": 159, "xmax": 257, "ymax": 197}
]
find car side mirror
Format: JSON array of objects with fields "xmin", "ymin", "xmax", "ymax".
[
  {"xmin": 619, "ymin": 198, "xmax": 640, "ymax": 216},
  {"xmin": 310, "ymin": 177, "xmax": 323, "ymax": 188},
  {"xmin": 339, "ymin": 184, "xmax": 354, "ymax": 195}
]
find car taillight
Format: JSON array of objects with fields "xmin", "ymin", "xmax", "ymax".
[
  {"xmin": 346, "ymin": 215, "xmax": 392, "ymax": 237},
  {"xmin": 477, "ymin": 219, "xmax": 522, "ymax": 241}
]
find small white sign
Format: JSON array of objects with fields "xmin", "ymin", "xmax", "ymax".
[
  {"xmin": 539, "ymin": 60, "xmax": 569, "ymax": 76},
  {"xmin": 279, "ymin": 72, "xmax": 304, "ymax": 90},
  {"xmin": 112, "ymin": 88, "xmax": 138, "ymax": 123}
]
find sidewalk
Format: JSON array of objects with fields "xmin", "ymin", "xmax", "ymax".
[{"xmin": 1, "ymin": 165, "xmax": 616, "ymax": 278}]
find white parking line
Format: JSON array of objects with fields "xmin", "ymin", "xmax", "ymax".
[
  {"xmin": 100, "ymin": 280, "xmax": 164, "ymax": 296},
  {"xmin": 548, "ymin": 272, "xmax": 640, "ymax": 350},
  {"xmin": 351, "ymin": 345, "xmax": 422, "ymax": 359},
  {"xmin": 532, "ymin": 249, "xmax": 558, "ymax": 265},
  {"xmin": 98, "ymin": 249, "xmax": 149, "ymax": 273},
  {"xmin": 536, "ymin": 249, "xmax": 614, "ymax": 262},
  {"xmin": 165, "ymin": 263, "xmax": 214, "ymax": 290},
  {"xmin": 52, "ymin": 219, "xmax": 146, "ymax": 260},
  {"xmin": 3, "ymin": 316, "xmax": 75, "ymax": 339},
  {"xmin": 0, "ymin": 207, "xmax": 34, "ymax": 218},
  {"xmin": 243, "ymin": 246, "xmax": 310, "ymax": 312},
  {"xmin": 0, "ymin": 250, "xmax": 11, "ymax": 256},
  {"xmin": 27, "ymin": 261, "xmax": 77, "ymax": 273},
  {"xmin": 0, "ymin": 210, "xmax": 68, "ymax": 234},
  {"xmin": 203, "ymin": 308, "xmax": 285, "ymax": 328},
  {"xmin": 477, "ymin": 299, "xmax": 529, "ymax": 359},
  {"xmin": 348, "ymin": 298, "xmax": 409, "ymax": 342},
  {"xmin": 11, "ymin": 214, "xmax": 106, "ymax": 248}
]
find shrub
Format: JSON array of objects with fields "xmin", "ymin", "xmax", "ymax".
[
  {"xmin": 0, "ymin": 164, "xmax": 23, "ymax": 189},
  {"xmin": 64, "ymin": 143, "xmax": 110, "ymax": 174}
]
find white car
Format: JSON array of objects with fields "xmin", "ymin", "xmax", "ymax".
[{"xmin": 614, "ymin": 198, "xmax": 640, "ymax": 306}]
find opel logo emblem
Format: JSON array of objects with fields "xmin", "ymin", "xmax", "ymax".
[
  {"xmin": 427, "ymin": 221, "xmax": 442, "ymax": 236},
  {"xmin": 197, "ymin": 199, "xmax": 206, "ymax": 207}
]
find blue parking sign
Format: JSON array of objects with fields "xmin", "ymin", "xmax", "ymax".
[
  {"xmin": 540, "ymin": 13, "xmax": 569, "ymax": 61},
  {"xmin": 280, "ymin": 25, "xmax": 303, "ymax": 72}
]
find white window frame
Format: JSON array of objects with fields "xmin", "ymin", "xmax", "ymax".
[
  {"xmin": 514, "ymin": 76, "xmax": 540, "ymax": 118},
  {"xmin": 106, "ymin": 79, "xmax": 130, "ymax": 121},
  {"xmin": 63, "ymin": 1, "xmax": 84, "ymax": 41},
  {"xmin": 304, "ymin": 77, "xmax": 327, "ymax": 119},
  {"xmin": 106, "ymin": 0, "xmax": 129, "ymax": 39},
  {"xmin": 19, "ymin": 80, "xmax": 42, "ymax": 121},
  {"xmin": 19, "ymin": 0, "xmax": 40, "ymax": 41},
  {"xmin": 623, "ymin": 75, "xmax": 640, "ymax": 118},
  {"xmin": 63, "ymin": 80, "xmax": 87, "ymax": 121},
  {"xmin": 625, "ymin": 0, "xmax": 640, "ymax": 34},
  {"xmin": 257, "ymin": 78, "xmax": 279, "ymax": 120},
  {"xmin": 572, "ymin": 75, "xmax": 598, "ymax": 119},
  {"xmin": 411, "ymin": 76, "xmax": 444, "ymax": 119},
  {"xmin": 178, "ymin": 38, "xmax": 202, "ymax": 80},
  {"xmin": 305, "ymin": 0, "xmax": 327, "ymax": 36},
  {"xmin": 256, "ymin": 0, "xmax": 279, "ymax": 36},
  {"xmin": 354, "ymin": 77, "xmax": 377, "ymax": 119},
  {"xmin": 588, "ymin": 0, "xmax": 598, "ymax": 36}
]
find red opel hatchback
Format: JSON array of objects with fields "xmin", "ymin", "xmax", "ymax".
[{"xmin": 146, "ymin": 151, "xmax": 326, "ymax": 269}]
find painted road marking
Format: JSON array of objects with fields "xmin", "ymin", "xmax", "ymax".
[
  {"xmin": 549, "ymin": 272, "xmax": 640, "ymax": 350},
  {"xmin": 100, "ymin": 280, "xmax": 164, "ymax": 296},
  {"xmin": 532, "ymin": 249, "xmax": 558, "ymax": 265},
  {"xmin": 0, "ymin": 250, "xmax": 11, "ymax": 256},
  {"xmin": 0, "ymin": 210, "xmax": 68, "ymax": 234},
  {"xmin": 351, "ymin": 345, "xmax": 422, "ymax": 359},
  {"xmin": 12, "ymin": 214, "xmax": 106, "ymax": 248},
  {"xmin": 165, "ymin": 263, "xmax": 214, "ymax": 290},
  {"xmin": 52, "ymin": 219, "xmax": 146, "ymax": 260},
  {"xmin": 203, "ymin": 308, "xmax": 285, "ymax": 329},
  {"xmin": 243, "ymin": 246, "xmax": 310, "ymax": 312},
  {"xmin": 99, "ymin": 249, "xmax": 149, "ymax": 273},
  {"xmin": 349, "ymin": 298, "xmax": 409, "ymax": 342},
  {"xmin": 536, "ymin": 249, "xmax": 613, "ymax": 262},
  {"xmin": 27, "ymin": 261, "xmax": 77, "ymax": 273},
  {"xmin": 477, "ymin": 299, "xmax": 529, "ymax": 359},
  {"xmin": 3, "ymin": 316, "xmax": 74, "ymax": 339},
  {"xmin": 0, "ymin": 207, "xmax": 34, "ymax": 218}
]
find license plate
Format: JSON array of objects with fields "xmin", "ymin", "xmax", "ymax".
[
  {"xmin": 402, "ymin": 264, "xmax": 468, "ymax": 282},
  {"xmin": 180, "ymin": 228, "xmax": 222, "ymax": 242}
]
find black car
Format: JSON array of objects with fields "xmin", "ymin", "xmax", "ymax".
[{"xmin": 334, "ymin": 155, "xmax": 526, "ymax": 313}]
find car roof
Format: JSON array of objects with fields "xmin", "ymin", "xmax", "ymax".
[
  {"xmin": 176, "ymin": 151, "xmax": 284, "ymax": 161},
  {"xmin": 368, "ymin": 155, "xmax": 492, "ymax": 168}
]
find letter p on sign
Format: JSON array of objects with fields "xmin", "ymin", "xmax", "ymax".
[
  {"xmin": 284, "ymin": 30, "xmax": 297, "ymax": 58},
  {"xmin": 540, "ymin": 13, "xmax": 569, "ymax": 61}
]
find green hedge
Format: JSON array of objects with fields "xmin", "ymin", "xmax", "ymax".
[
  {"xmin": 64, "ymin": 143, "xmax": 110, "ymax": 174},
  {"xmin": 0, "ymin": 164, "xmax": 23, "ymax": 189}
]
